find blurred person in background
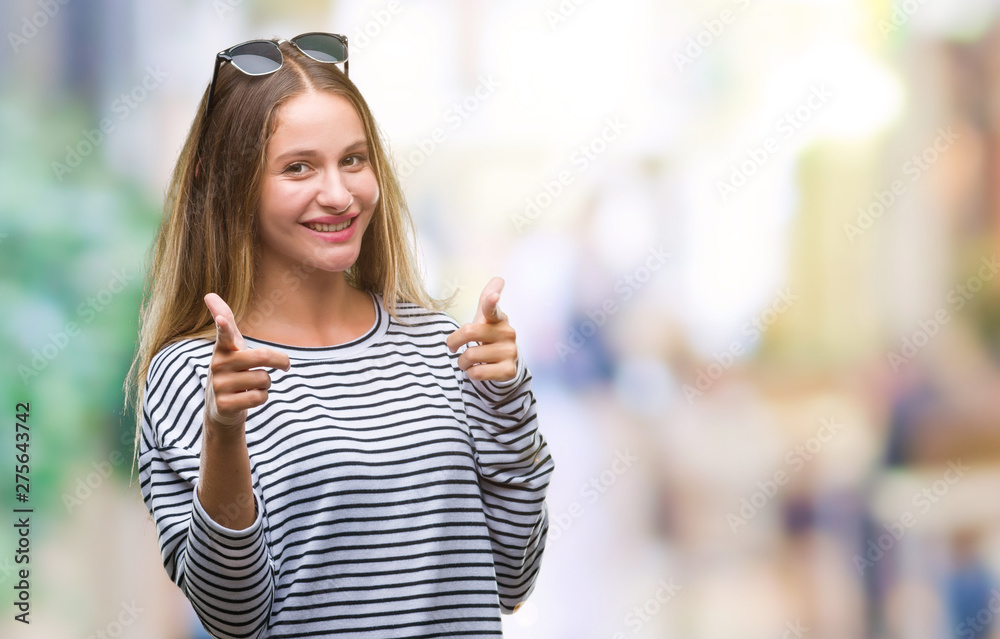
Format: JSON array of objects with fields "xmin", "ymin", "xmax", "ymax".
[{"xmin": 947, "ymin": 529, "xmax": 996, "ymax": 639}]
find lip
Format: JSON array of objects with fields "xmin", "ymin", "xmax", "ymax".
[{"xmin": 300, "ymin": 215, "xmax": 358, "ymax": 243}]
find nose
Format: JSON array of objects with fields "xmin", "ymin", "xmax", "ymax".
[{"xmin": 315, "ymin": 170, "xmax": 353, "ymax": 212}]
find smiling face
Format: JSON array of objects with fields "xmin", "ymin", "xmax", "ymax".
[{"xmin": 256, "ymin": 89, "xmax": 379, "ymax": 278}]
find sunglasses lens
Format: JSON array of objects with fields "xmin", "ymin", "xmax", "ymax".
[
  {"xmin": 229, "ymin": 41, "xmax": 282, "ymax": 74},
  {"xmin": 293, "ymin": 34, "xmax": 347, "ymax": 63}
]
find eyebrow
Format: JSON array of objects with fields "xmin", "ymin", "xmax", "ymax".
[{"xmin": 273, "ymin": 139, "xmax": 368, "ymax": 164}]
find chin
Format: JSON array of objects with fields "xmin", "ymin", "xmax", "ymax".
[{"xmin": 310, "ymin": 250, "xmax": 361, "ymax": 273}]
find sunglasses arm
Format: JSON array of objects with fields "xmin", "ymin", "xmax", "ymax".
[{"xmin": 204, "ymin": 53, "xmax": 230, "ymax": 121}]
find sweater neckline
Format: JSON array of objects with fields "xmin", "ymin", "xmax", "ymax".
[{"xmin": 241, "ymin": 290, "xmax": 388, "ymax": 360}]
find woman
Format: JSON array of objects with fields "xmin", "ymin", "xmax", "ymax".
[{"xmin": 124, "ymin": 32, "xmax": 554, "ymax": 638}]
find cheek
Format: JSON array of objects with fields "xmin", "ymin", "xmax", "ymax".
[
  {"xmin": 259, "ymin": 197, "xmax": 303, "ymax": 242},
  {"xmin": 352, "ymin": 170, "xmax": 379, "ymax": 208},
  {"xmin": 262, "ymin": 184, "xmax": 308, "ymax": 218}
]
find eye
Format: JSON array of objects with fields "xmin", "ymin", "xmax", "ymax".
[
  {"xmin": 283, "ymin": 162, "xmax": 309, "ymax": 175},
  {"xmin": 342, "ymin": 153, "xmax": 368, "ymax": 168}
]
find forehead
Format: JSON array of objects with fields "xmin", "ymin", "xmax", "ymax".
[{"xmin": 267, "ymin": 90, "xmax": 365, "ymax": 153}]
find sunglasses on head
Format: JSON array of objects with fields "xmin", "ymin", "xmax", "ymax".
[{"xmin": 204, "ymin": 32, "xmax": 349, "ymax": 123}]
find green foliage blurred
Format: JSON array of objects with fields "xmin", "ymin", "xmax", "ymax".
[{"xmin": 0, "ymin": 91, "xmax": 161, "ymax": 552}]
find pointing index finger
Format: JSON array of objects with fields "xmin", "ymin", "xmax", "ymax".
[
  {"xmin": 204, "ymin": 293, "xmax": 247, "ymax": 351},
  {"xmin": 475, "ymin": 276, "xmax": 506, "ymax": 325},
  {"xmin": 483, "ymin": 293, "xmax": 505, "ymax": 324}
]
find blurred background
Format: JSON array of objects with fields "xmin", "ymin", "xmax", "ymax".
[{"xmin": 4, "ymin": 0, "xmax": 1000, "ymax": 637}]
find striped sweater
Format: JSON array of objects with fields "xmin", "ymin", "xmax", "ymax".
[{"xmin": 138, "ymin": 290, "xmax": 554, "ymax": 638}]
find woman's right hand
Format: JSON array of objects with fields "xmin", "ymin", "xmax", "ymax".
[{"xmin": 203, "ymin": 293, "xmax": 290, "ymax": 435}]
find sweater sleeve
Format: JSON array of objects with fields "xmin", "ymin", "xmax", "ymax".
[
  {"xmin": 458, "ymin": 346, "xmax": 556, "ymax": 614},
  {"xmin": 138, "ymin": 345, "xmax": 275, "ymax": 639}
]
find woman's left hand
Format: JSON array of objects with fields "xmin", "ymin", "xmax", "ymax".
[{"xmin": 447, "ymin": 276, "xmax": 519, "ymax": 382}]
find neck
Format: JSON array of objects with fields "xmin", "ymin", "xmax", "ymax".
[{"xmin": 243, "ymin": 258, "xmax": 372, "ymax": 346}]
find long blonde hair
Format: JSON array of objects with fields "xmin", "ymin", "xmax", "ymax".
[{"xmin": 124, "ymin": 40, "xmax": 453, "ymax": 477}]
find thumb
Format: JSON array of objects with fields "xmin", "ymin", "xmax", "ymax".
[
  {"xmin": 204, "ymin": 293, "xmax": 247, "ymax": 351},
  {"xmin": 474, "ymin": 276, "xmax": 506, "ymax": 324}
]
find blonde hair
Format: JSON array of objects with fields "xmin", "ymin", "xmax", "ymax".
[{"xmin": 123, "ymin": 40, "xmax": 454, "ymax": 478}]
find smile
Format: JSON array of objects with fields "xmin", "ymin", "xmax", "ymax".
[
  {"xmin": 303, "ymin": 218, "xmax": 353, "ymax": 232},
  {"xmin": 300, "ymin": 215, "xmax": 359, "ymax": 243}
]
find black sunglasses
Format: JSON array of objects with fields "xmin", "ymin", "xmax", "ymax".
[{"xmin": 204, "ymin": 32, "xmax": 349, "ymax": 123}]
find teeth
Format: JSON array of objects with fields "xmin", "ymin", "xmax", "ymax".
[{"xmin": 306, "ymin": 218, "xmax": 352, "ymax": 233}]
